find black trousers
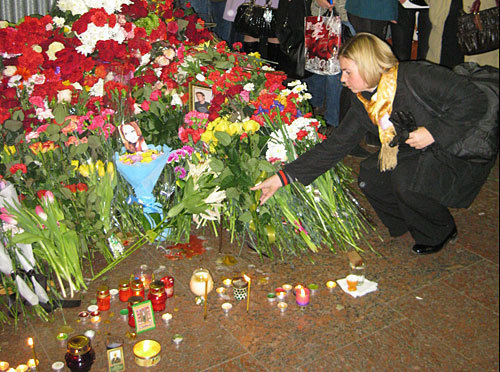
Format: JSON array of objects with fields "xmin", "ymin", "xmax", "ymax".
[
  {"xmin": 358, "ymin": 146, "xmax": 456, "ymax": 245},
  {"xmin": 390, "ymin": 4, "xmax": 431, "ymax": 61},
  {"xmin": 347, "ymin": 12, "xmax": 388, "ymax": 39}
]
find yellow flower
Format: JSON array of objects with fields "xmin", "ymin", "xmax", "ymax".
[
  {"xmin": 227, "ymin": 122, "xmax": 243, "ymax": 136},
  {"xmin": 214, "ymin": 119, "xmax": 229, "ymax": 133},
  {"xmin": 248, "ymin": 52, "xmax": 261, "ymax": 59},
  {"xmin": 71, "ymin": 160, "xmax": 79, "ymax": 171},
  {"xmin": 4, "ymin": 144, "xmax": 16, "ymax": 155},
  {"xmin": 88, "ymin": 162, "xmax": 95, "ymax": 175},
  {"xmin": 243, "ymin": 120, "xmax": 260, "ymax": 134},
  {"xmin": 107, "ymin": 162, "xmax": 115, "ymax": 180},
  {"xmin": 78, "ymin": 164, "xmax": 90, "ymax": 178},
  {"xmin": 201, "ymin": 130, "xmax": 215, "ymax": 144},
  {"xmin": 96, "ymin": 160, "xmax": 105, "ymax": 178}
]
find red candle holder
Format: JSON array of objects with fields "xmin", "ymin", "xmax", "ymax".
[
  {"xmin": 148, "ymin": 280, "xmax": 166, "ymax": 312},
  {"xmin": 96, "ymin": 285, "xmax": 110, "ymax": 311},
  {"xmin": 161, "ymin": 276, "xmax": 175, "ymax": 298}
]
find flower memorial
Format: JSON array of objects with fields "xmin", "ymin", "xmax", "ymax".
[{"xmin": 0, "ymin": 0, "xmax": 373, "ymax": 324}]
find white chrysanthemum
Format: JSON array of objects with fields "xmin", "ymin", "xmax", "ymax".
[
  {"xmin": 140, "ymin": 53, "xmax": 151, "ymax": 66},
  {"xmin": 287, "ymin": 80, "xmax": 301, "ymax": 87},
  {"xmin": 262, "ymin": 65, "xmax": 274, "ymax": 71},
  {"xmin": 171, "ymin": 94, "xmax": 183, "ymax": 106},
  {"xmin": 3, "ymin": 65, "xmax": 17, "ymax": 77},
  {"xmin": 57, "ymin": 89, "xmax": 72, "ymax": 103},
  {"xmin": 265, "ymin": 142, "xmax": 288, "ymax": 162},
  {"xmin": 243, "ymin": 83, "xmax": 254, "ymax": 92},
  {"xmin": 52, "ymin": 16, "xmax": 65, "ymax": 28},
  {"xmin": 196, "ymin": 73, "xmax": 205, "ymax": 82},
  {"xmin": 57, "ymin": 0, "xmax": 89, "ymax": 15}
]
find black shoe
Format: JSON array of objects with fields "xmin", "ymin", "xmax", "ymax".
[
  {"xmin": 412, "ymin": 226, "xmax": 458, "ymax": 255},
  {"xmin": 348, "ymin": 145, "xmax": 372, "ymax": 159}
]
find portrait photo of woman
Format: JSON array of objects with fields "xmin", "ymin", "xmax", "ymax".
[{"xmin": 119, "ymin": 121, "xmax": 148, "ymax": 153}]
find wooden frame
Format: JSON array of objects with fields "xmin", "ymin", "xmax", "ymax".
[{"xmin": 189, "ymin": 82, "xmax": 212, "ymax": 113}]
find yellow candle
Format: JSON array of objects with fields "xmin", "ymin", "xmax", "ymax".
[
  {"xmin": 243, "ymin": 274, "xmax": 251, "ymax": 312},
  {"xmin": 0, "ymin": 361, "xmax": 9, "ymax": 371},
  {"xmin": 326, "ymin": 280, "xmax": 337, "ymax": 291},
  {"xmin": 15, "ymin": 365, "xmax": 28, "ymax": 372},
  {"xmin": 203, "ymin": 274, "xmax": 208, "ymax": 319},
  {"xmin": 27, "ymin": 338, "xmax": 39, "ymax": 372}
]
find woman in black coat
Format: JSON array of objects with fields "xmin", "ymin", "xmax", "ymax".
[{"xmin": 252, "ymin": 33, "xmax": 496, "ymax": 254}]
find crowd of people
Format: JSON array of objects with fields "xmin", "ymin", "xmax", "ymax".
[{"xmin": 183, "ymin": 0, "xmax": 498, "ymax": 255}]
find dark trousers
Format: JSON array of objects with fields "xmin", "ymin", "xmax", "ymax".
[
  {"xmin": 358, "ymin": 146, "xmax": 456, "ymax": 245},
  {"xmin": 441, "ymin": 0, "xmax": 464, "ymax": 68},
  {"xmin": 391, "ymin": 4, "xmax": 430, "ymax": 61},
  {"xmin": 347, "ymin": 12, "xmax": 388, "ymax": 39}
]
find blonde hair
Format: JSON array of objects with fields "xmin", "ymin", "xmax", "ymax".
[{"xmin": 339, "ymin": 33, "xmax": 398, "ymax": 88}]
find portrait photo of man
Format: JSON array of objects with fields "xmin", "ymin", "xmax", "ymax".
[{"xmin": 194, "ymin": 91, "xmax": 210, "ymax": 113}]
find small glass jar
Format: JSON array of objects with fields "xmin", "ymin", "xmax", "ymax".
[
  {"xmin": 130, "ymin": 279, "xmax": 145, "ymax": 299},
  {"xmin": 148, "ymin": 280, "xmax": 166, "ymax": 312},
  {"xmin": 349, "ymin": 262, "xmax": 366, "ymax": 285},
  {"xmin": 161, "ymin": 276, "xmax": 175, "ymax": 298},
  {"xmin": 118, "ymin": 279, "xmax": 131, "ymax": 302},
  {"xmin": 65, "ymin": 335, "xmax": 95, "ymax": 372},
  {"xmin": 96, "ymin": 285, "xmax": 110, "ymax": 311},
  {"xmin": 127, "ymin": 296, "xmax": 143, "ymax": 328}
]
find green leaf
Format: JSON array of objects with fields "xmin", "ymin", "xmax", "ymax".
[
  {"xmin": 60, "ymin": 187, "xmax": 73, "ymax": 199},
  {"xmin": 87, "ymin": 190, "xmax": 97, "ymax": 203},
  {"xmin": 87, "ymin": 135, "xmax": 101, "ymax": 149},
  {"xmin": 214, "ymin": 61, "xmax": 233, "ymax": 69},
  {"xmin": 214, "ymin": 131, "xmax": 231, "ymax": 146},
  {"xmin": 11, "ymin": 232, "xmax": 41, "ymax": 245},
  {"xmin": 53, "ymin": 104, "xmax": 68, "ymax": 124},
  {"xmin": 238, "ymin": 211, "xmax": 252, "ymax": 223},
  {"xmin": 209, "ymin": 158, "xmax": 224, "ymax": 173},
  {"xmin": 167, "ymin": 202, "xmax": 185, "ymax": 218},
  {"xmin": 3, "ymin": 120, "xmax": 23, "ymax": 131},
  {"xmin": 259, "ymin": 160, "xmax": 276, "ymax": 173},
  {"xmin": 48, "ymin": 133, "xmax": 60, "ymax": 142},
  {"xmin": 46, "ymin": 124, "xmax": 61, "ymax": 135},
  {"xmin": 74, "ymin": 143, "xmax": 89, "ymax": 155},
  {"xmin": 226, "ymin": 187, "xmax": 240, "ymax": 199},
  {"xmin": 12, "ymin": 110, "xmax": 24, "ymax": 121}
]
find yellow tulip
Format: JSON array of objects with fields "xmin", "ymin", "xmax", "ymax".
[
  {"xmin": 71, "ymin": 160, "xmax": 79, "ymax": 171},
  {"xmin": 227, "ymin": 122, "xmax": 243, "ymax": 136},
  {"xmin": 201, "ymin": 130, "xmax": 214, "ymax": 144},
  {"xmin": 107, "ymin": 162, "xmax": 115, "ymax": 180},
  {"xmin": 4, "ymin": 144, "xmax": 16, "ymax": 155},
  {"xmin": 96, "ymin": 160, "xmax": 105, "ymax": 178},
  {"xmin": 78, "ymin": 164, "xmax": 90, "ymax": 178},
  {"xmin": 243, "ymin": 120, "xmax": 260, "ymax": 134},
  {"xmin": 88, "ymin": 162, "xmax": 95, "ymax": 174}
]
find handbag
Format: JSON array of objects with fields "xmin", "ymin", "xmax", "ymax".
[
  {"xmin": 457, "ymin": 0, "xmax": 499, "ymax": 55},
  {"xmin": 304, "ymin": 11, "xmax": 342, "ymax": 75},
  {"xmin": 234, "ymin": 0, "xmax": 277, "ymax": 38}
]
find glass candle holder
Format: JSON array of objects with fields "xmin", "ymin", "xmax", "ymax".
[
  {"xmin": 189, "ymin": 268, "xmax": 213, "ymax": 297},
  {"xmin": 127, "ymin": 296, "xmax": 143, "ymax": 328},
  {"xmin": 231, "ymin": 277, "xmax": 248, "ymax": 301},
  {"xmin": 96, "ymin": 285, "xmax": 110, "ymax": 311},
  {"xmin": 118, "ymin": 279, "xmax": 131, "ymax": 302},
  {"xmin": 148, "ymin": 280, "xmax": 166, "ymax": 312},
  {"xmin": 130, "ymin": 279, "xmax": 145, "ymax": 299},
  {"xmin": 160, "ymin": 276, "xmax": 175, "ymax": 298},
  {"xmin": 65, "ymin": 335, "xmax": 95, "ymax": 372}
]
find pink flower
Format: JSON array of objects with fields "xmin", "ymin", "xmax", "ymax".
[
  {"xmin": 150, "ymin": 90, "xmax": 161, "ymax": 101},
  {"xmin": 240, "ymin": 90, "xmax": 250, "ymax": 102},
  {"xmin": 141, "ymin": 100, "xmax": 150, "ymax": 111},
  {"xmin": 35, "ymin": 205, "xmax": 47, "ymax": 221},
  {"xmin": 89, "ymin": 115, "xmax": 104, "ymax": 130},
  {"xmin": 42, "ymin": 190, "xmax": 54, "ymax": 204},
  {"xmin": 28, "ymin": 96, "xmax": 45, "ymax": 108},
  {"xmin": 0, "ymin": 208, "xmax": 16, "ymax": 225},
  {"xmin": 36, "ymin": 124, "xmax": 50, "ymax": 133}
]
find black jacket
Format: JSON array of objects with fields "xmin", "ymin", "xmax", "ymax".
[{"xmin": 284, "ymin": 61, "xmax": 495, "ymax": 208}]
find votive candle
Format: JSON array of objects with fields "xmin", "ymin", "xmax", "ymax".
[
  {"xmin": 0, "ymin": 361, "xmax": 9, "ymax": 371},
  {"xmin": 15, "ymin": 365, "xmax": 28, "ymax": 372},
  {"xmin": 326, "ymin": 281, "xmax": 337, "ymax": 291},
  {"xmin": 296, "ymin": 287, "xmax": 310, "ymax": 306}
]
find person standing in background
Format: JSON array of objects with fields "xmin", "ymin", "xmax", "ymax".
[
  {"xmin": 345, "ymin": 0, "xmax": 398, "ymax": 39},
  {"xmin": 391, "ymin": 0, "xmax": 430, "ymax": 61},
  {"xmin": 210, "ymin": 0, "xmax": 231, "ymax": 43}
]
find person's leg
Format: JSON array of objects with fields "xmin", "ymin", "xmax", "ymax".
[
  {"xmin": 416, "ymin": 9, "xmax": 431, "ymax": 60},
  {"xmin": 323, "ymin": 73, "xmax": 342, "ymax": 127},
  {"xmin": 390, "ymin": 150, "xmax": 456, "ymax": 246},
  {"xmin": 348, "ymin": 12, "xmax": 388, "ymax": 39},
  {"xmin": 210, "ymin": 1, "xmax": 231, "ymax": 43},
  {"xmin": 190, "ymin": 0, "xmax": 211, "ymax": 22},
  {"xmin": 440, "ymin": 0, "xmax": 464, "ymax": 67},
  {"xmin": 265, "ymin": 37, "xmax": 280, "ymax": 64},
  {"xmin": 391, "ymin": 4, "xmax": 416, "ymax": 60},
  {"xmin": 304, "ymin": 74, "xmax": 326, "ymax": 112},
  {"xmin": 243, "ymin": 35, "xmax": 259, "ymax": 53}
]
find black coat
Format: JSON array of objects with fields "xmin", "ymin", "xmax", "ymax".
[{"xmin": 284, "ymin": 61, "xmax": 495, "ymax": 208}]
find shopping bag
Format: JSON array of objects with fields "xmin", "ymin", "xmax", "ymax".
[{"xmin": 304, "ymin": 13, "xmax": 342, "ymax": 75}]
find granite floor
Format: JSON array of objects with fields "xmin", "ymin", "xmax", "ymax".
[{"xmin": 1, "ymin": 156, "xmax": 498, "ymax": 372}]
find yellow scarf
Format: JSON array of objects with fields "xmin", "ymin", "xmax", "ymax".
[{"xmin": 356, "ymin": 65, "xmax": 399, "ymax": 171}]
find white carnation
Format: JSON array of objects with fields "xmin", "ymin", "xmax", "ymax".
[{"xmin": 243, "ymin": 83, "xmax": 255, "ymax": 92}]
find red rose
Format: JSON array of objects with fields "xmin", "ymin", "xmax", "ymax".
[
  {"xmin": 64, "ymin": 183, "xmax": 77, "ymax": 193},
  {"xmin": 140, "ymin": 100, "xmax": 150, "ymax": 111},
  {"xmin": 10, "ymin": 163, "xmax": 27, "ymax": 175},
  {"xmin": 167, "ymin": 21, "xmax": 179, "ymax": 34},
  {"xmin": 76, "ymin": 183, "xmax": 88, "ymax": 192}
]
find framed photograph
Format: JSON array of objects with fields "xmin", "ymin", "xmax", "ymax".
[
  {"xmin": 107, "ymin": 346, "xmax": 125, "ymax": 372},
  {"xmin": 132, "ymin": 300, "xmax": 156, "ymax": 334},
  {"xmin": 189, "ymin": 82, "xmax": 212, "ymax": 114}
]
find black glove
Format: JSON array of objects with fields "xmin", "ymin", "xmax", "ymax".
[{"xmin": 388, "ymin": 111, "xmax": 417, "ymax": 148}]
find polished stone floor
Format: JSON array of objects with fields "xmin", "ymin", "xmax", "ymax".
[{"xmin": 1, "ymin": 157, "xmax": 498, "ymax": 371}]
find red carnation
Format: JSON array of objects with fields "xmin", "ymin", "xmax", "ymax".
[
  {"xmin": 10, "ymin": 163, "xmax": 27, "ymax": 175},
  {"xmin": 76, "ymin": 183, "xmax": 88, "ymax": 192}
]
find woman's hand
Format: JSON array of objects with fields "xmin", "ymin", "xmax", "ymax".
[
  {"xmin": 405, "ymin": 127, "xmax": 435, "ymax": 149},
  {"xmin": 315, "ymin": 0, "xmax": 335, "ymax": 10},
  {"xmin": 250, "ymin": 174, "xmax": 283, "ymax": 205}
]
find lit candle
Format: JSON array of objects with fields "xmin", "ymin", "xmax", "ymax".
[
  {"xmin": 6, "ymin": 369, "xmax": 15, "ymax": 372},
  {"xmin": 161, "ymin": 312, "xmax": 172, "ymax": 324},
  {"xmin": 15, "ymin": 365, "xmax": 28, "ymax": 372},
  {"xmin": 222, "ymin": 278, "xmax": 232, "ymax": 287},
  {"xmin": 216, "ymin": 287, "xmax": 226, "ymax": 298},
  {"xmin": 51, "ymin": 361, "xmax": 65, "ymax": 372},
  {"xmin": 27, "ymin": 338, "xmax": 39, "ymax": 372},
  {"xmin": 0, "ymin": 362, "xmax": 9, "ymax": 371},
  {"xmin": 56, "ymin": 332, "xmax": 68, "ymax": 346},
  {"xmin": 243, "ymin": 274, "xmax": 251, "ymax": 313},
  {"xmin": 296, "ymin": 287, "xmax": 310, "ymax": 306},
  {"xmin": 27, "ymin": 359, "xmax": 38, "ymax": 371},
  {"xmin": 294, "ymin": 284, "xmax": 304, "ymax": 295},
  {"xmin": 326, "ymin": 280, "xmax": 337, "ymax": 291},
  {"xmin": 277, "ymin": 301, "xmax": 288, "ymax": 313},
  {"xmin": 78, "ymin": 311, "xmax": 89, "ymax": 323},
  {"xmin": 282, "ymin": 284, "xmax": 293, "ymax": 293},
  {"xmin": 221, "ymin": 302, "xmax": 232, "ymax": 314}
]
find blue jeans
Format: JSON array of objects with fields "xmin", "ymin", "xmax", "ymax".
[
  {"xmin": 210, "ymin": 1, "xmax": 231, "ymax": 43},
  {"xmin": 188, "ymin": 0, "xmax": 210, "ymax": 22},
  {"xmin": 304, "ymin": 73, "xmax": 342, "ymax": 127}
]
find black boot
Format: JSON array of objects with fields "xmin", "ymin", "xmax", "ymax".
[
  {"xmin": 243, "ymin": 41, "xmax": 259, "ymax": 54},
  {"xmin": 266, "ymin": 42, "xmax": 280, "ymax": 64}
]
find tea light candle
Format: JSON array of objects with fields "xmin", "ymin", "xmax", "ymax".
[
  {"xmin": 326, "ymin": 280, "xmax": 337, "ymax": 291},
  {"xmin": 172, "ymin": 334, "xmax": 183, "ymax": 345},
  {"xmin": 84, "ymin": 330, "xmax": 95, "ymax": 340},
  {"xmin": 222, "ymin": 278, "xmax": 232, "ymax": 287},
  {"xmin": 276, "ymin": 290, "xmax": 286, "ymax": 301},
  {"xmin": 221, "ymin": 302, "xmax": 232, "ymax": 314},
  {"xmin": 267, "ymin": 293, "xmax": 277, "ymax": 302},
  {"xmin": 109, "ymin": 288, "xmax": 119, "ymax": 300},
  {"xmin": 87, "ymin": 304, "xmax": 98, "ymax": 312},
  {"xmin": 15, "ymin": 365, "xmax": 28, "ymax": 372},
  {"xmin": 296, "ymin": 287, "xmax": 310, "ymax": 306},
  {"xmin": 282, "ymin": 284, "xmax": 293, "ymax": 293},
  {"xmin": 216, "ymin": 287, "xmax": 226, "ymax": 298},
  {"xmin": 6, "ymin": 369, "xmax": 15, "ymax": 372},
  {"xmin": 161, "ymin": 312, "xmax": 172, "ymax": 324},
  {"xmin": 293, "ymin": 284, "xmax": 304, "ymax": 295},
  {"xmin": 26, "ymin": 359, "xmax": 38, "ymax": 371},
  {"xmin": 277, "ymin": 302, "xmax": 288, "ymax": 312},
  {"xmin": 56, "ymin": 332, "xmax": 68, "ymax": 345},
  {"xmin": 51, "ymin": 362, "xmax": 65, "ymax": 372},
  {"xmin": 78, "ymin": 311, "xmax": 89, "ymax": 323},
  {"xmin": 90, "ymin": 315, "xmax": 101, "ymax": 324},
  {"xmin": 0, "ymin": 362, "xmax": 9, "ymax": 371}
]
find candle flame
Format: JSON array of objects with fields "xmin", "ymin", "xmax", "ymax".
[
  {"xmin": 300, "ymin": 288, "xmax": 306, "ymax": 296},
  {"xmin": 28, "ymin": 337, "xmax": 33, "ymax": 347},
  {"xmin": 243, "ymin": 274, "xmax": 250, "ymax": 282}
]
